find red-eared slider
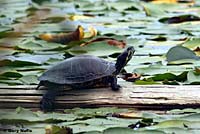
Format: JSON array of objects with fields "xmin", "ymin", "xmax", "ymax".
[{"xmin": 37, "ymin": 47, "xmax": 135, "ymax": 111}]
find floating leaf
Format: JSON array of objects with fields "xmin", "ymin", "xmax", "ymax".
[
  {"xmin": 17, "ymin": 39, "xmax": 65, "ymax": 51},
  {"xmin": 104, "ymin": 127, "xmax": 165, "ymax": 134},
  {"xmin": 129, "ymin": 118, "xmax": 155, "ymax": 130},
  {"xmin": 64, "ymin": 107, "xmax": 129, "ymax": 118},
  {"xmin": 194, "ymin": 47, "xmax": 200, "ymax": 56},
  {"xmin": 39, "ymin": 25, "xmax": 84, "ymax": 44},
  {"xmin": 150, "ymin": 0, "xmax": 194, "ymax": 4},
  {"xmin": 120, "ymin": 73, "xmax": 141, "ymax": 82},
  {"xmin": 83, "ymin": 26, "xmax": 98, "ymax": 39},
  {"xmin": 0, "ymin": 79, "xmax": 23, "ymax": 85},
  {"xmin": 69, "ymin": 14, "xmax": 94, "ymax": 21},
  {"xmin": 147, "ymin": 35, "xmax": 167, "ymax": 41},
  {"xmin": 112, "ymin": 111, "xmax": 142, "ymax": 118},
  {"xmin": 19, "ymin": 75, "xmax": 38, "ymax": 85},
  {"xmin": 149, "ymin": 120, "xmax": 184, "ymax": 129},
  {"xmin": 0, "ymin": 31, "xmax": 23, "ymax": 39},
  {"xmin": 0, "ymin": 59, "xmax": 40, "ymax": 67},
  {"xmin": 0, "ymin": 53, "xmax": 63, "ymax": 66},
  {"xmin": 63, "ymin": 117, "xmax": 138, "ymax": 133},
  {"xmin": 103, "ymin": 127, "xmax": 134, "ymax": 134},
  {"xmin": 0, "ymin": 107, "xmax": 77, "ymax": 123},
  {"xmin": 43, "ymin": 16, "xmax": 66, "ymax": 23},
  {"xmin": 80, "ymin": 37, "xmax": 126, "ymax": 48},
  {"xmin": 0, "ymin": 26, "xmax": 12, "ymax": 32},
  {"xmin": 0, "ymin": 71, "xmax": 22, "ymax": 79},
  {"xmin": 166, "ymin": 45, "xmax": 199, "ymax": 62},
  {"xmin": 168, "ymin": 108, "xmax": 200, "ymax": 114},
  {"xmin": 182, "ymin": 38, "xmax": 200, "ymax": 50},
  {"xmin": 106, "ymin": 1, "xmax": 140, "ymax": 11},
  {"xmin": 151, "ymin": 71, "xmax": 187, "ymax": 82},
  {"xmin": 134, "ymin": 64, "xmax": 192, "ymax": 76},
  {"xmin": 152, "ymin": 73, "xmax": 177, "ymax": 81},
  {"xmin": 162, "ymin": 80, "xmax": 180, "ymax": 85},
  {"xmin": 45, "ymin": 125, "xmax": 72, "ymax": 134},
  {"xmin": 142, "ymin": 3, "xmax": 166, "ymax": 16},
  {"xmin": 68, "ymin": 41, "xmax": 122, "ymax": 56},
  {"xmin": 83, "ymin": 131, "xmax": 101, "ymax": 134},
  {"xmin": 178, "ymin": 113, "xmax": 200, "ymax": 122},
  {"xmin": 134, "ymin": 79, "xmax": 160, "ymax": 85},
  {"xmin": 159, "ymin": 15, "xmax": 200, "ymax": 24},
  {"xmin": 187, "ymin": 70, "xmax": 200, "ymax": 84},
  {"xmin": 150, "ymin": 0, "xmax": 177, "ymax": 4}
]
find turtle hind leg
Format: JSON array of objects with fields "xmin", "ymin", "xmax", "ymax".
[
  {"xmin": 36, "ymin": 81, "xmax": 43, "ymax": 90},
  {"xmin": 110, "ymin": 77, "xmax": 121, "ymax": 91},
  {"xmin": 40, "ymin": 89, "xmax": 60, "ymax": 112}
]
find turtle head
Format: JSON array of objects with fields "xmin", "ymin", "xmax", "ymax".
[{"xmin": 114, "ymin": 46, "xmax": 135, "ymax": 75}]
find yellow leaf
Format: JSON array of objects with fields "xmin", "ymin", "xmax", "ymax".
[
  {"xmin": 117, "ymin": 112, "xmax": 143, "ymax": 118},
  {"xmin": 69, "ymin": 15, "xmax": 93, "ymax": 21},
  {"xmin": 152, "ymin": 0, "xmax": 178, "ymax": 3},
  {"xmin": 39, "ymin": 25, "xmax": 84, "ymax": 44},
  {"xmin": 39, "ymin": 33, "xmax": 53, "ymax": 42},
  {"xmin": 151, "ymin": 0, "xmax": 194, "ymax": 4},
  {"xmin": 84, "ymin": 26, "xmax": 97, "ymax": 38}
]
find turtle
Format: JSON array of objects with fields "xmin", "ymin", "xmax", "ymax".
[{"xmin": 36, "ymin": 46, "xmax": 135, "ymax": 111}]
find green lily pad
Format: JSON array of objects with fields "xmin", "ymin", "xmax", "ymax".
[
  {"xmin": 106, "ymin": 1, "xmax": 140, "ymax": 11},
  {"xmin": 17, "ymin": 39, "xmax": 65, "ymax": 51},
  {"xmin": 19, "ymin": 75, "xmax": 39, "ymax": 84},
  {"xmin": 142, "ymin": 3, "xmax": 166, "ymax": 17},
  {"xmin": 187, "ymin": 70, "xmax": 200, "ymax": 84},
  {"xmin": 166, "ymin": 45, "xmax": 199, "ymax": 62},
  {"xmin": 103, "ymin": 127, "xmax": 134, "ymax": 134},
  {"xmin": 64, "ymin": 107, "xmax": 129, "ymax": 118},
  {"xmin": 182, "ymin": 38, "xmax": 200, "ymax": 50},
  {"xmin": 168, "ymin": 108, "xmax": 200, "ymax": 114},
  {"xmin": 0, "ymin": 107, "xmax": 77, "ymax": 123},
  {"xmin": 159, "ymin": 15, "xmax": 200, "ymax": 24},
  {"xmin": 0, "ymin": 71, "xmax": 22, "ymax": 79},
  {"xmin": 135, "ymin": 79, "xmax": 160, "ymax": 85},
  {"xmin": 68, "ymin": 41, "xmax": 122, "ymax": 57},
  {"xmin": 0, "ymin": 79, "xmax": 23, "ymax": 85},
  {"xmin": 151, "ymin": 71, "xmax": 188, "ymax": 82},
  {"xmin": 0, "ymin": 26, "xmax": 12, "ymax": 32},
  {"xmin": 134, "ymin": 64, "xmax": 192, "ymax": 76},
  {"xmin": 104, "ymin": 127, "xmax": 165, "ymax": 134},
  {"xmin": 1, "ymin": 53, "xmax": 64, "ymax": 67}
]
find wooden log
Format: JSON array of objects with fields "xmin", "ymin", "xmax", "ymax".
[{"xmin": 0, "ymin": 83, "xmax": 200, "ymax": 110}]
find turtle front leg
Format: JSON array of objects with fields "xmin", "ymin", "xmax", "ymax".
[
  {"xmin": 40, "ymin": 89, "xmax": 58, "ymax": 112},
  {"xmin": 110, "ymin": 77, "xmax": 121, "ymax": 91}
]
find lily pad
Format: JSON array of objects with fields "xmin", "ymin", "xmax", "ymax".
[
  {"xmin": 103, "ymin": 127, "xmax": 134, "ymax": 134},
  {"xmin": 166, "ymin": 45, "xmax": 199, "ymax": 62},
  {"xmin": 19, "ymin": 75, "xmax": 39, "ymax": 85},
  {"xmin": 187, "ymin": 70, "xmax": 200, "ymax": 84},
  {"xmin": 151, "ymin": 72, "xmax": 188, "ymax": 82},
  {"xmin": 64, "ymin": 107, "xmax": 129, "ymax": 118},
  {"xmin": 159, "ymin": 15, "xmax": 200, "ymax": 24},
  {"xmin": 17, "ymin": 39, "xmax": 65, "ymax": 51},
  {"xmin": 182, "ymin": 38, "xmax": 200, "ymax": 50},
  {"xmin": 0, "ymin": 107, "xmax": 77, "ymax": 123},
  {"xmin": 68, "ymin": 41, "xmax": 122, "ymax": 57}
]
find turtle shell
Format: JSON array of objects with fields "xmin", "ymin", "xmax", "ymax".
[{"xmin": 38, "ymin": 55, "xmax": 116, "ymax": 84}]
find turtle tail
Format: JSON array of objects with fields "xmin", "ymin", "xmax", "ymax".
[{"xmin": 40, "ymin": 89, "xmax": 60, "ymax": 112}]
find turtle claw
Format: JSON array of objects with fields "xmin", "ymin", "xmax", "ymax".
[
  {"xmin": 40, "ymin": 98, "xmax": 55, "ymax": 112},
  {"xmin": 110, "ymin": 77, "xmax": 121, "ymax": 91},
  {"xmin": 112, "ymin": 84, "xmax": 121, "ymax": 91}
]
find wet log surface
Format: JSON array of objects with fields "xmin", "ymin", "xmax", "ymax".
[{"xmin": 0, "ymin": 82, "xmax": 200, "ymax": 110}]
